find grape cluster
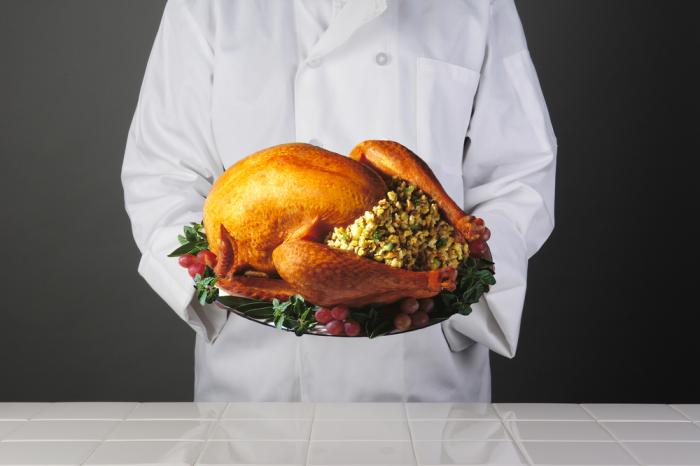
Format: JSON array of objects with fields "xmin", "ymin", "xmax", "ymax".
[
  {"xmin": 177, "ymin": 250, "xmax": 217, "ymax": 277},
  {"xmin": 315, "ymin": 305, "xmax": 362, "ymax": 336},
  {"xmin": 392, "ymin": 297, "xmax": 434, "ymax": 331},
  {"xmin": 315, "ymin": 297, "xmax": 436, "ymax": 337}
]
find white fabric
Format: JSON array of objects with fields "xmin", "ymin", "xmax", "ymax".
[
  {"xmin": 122, "ymin": 0, "xmax": 557, "ymax": 402},
  {"xmin": 298, "ymin": 0, "xmax": 334, "ymax": 32}
]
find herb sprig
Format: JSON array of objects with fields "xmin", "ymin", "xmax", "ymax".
[
  {"xmin": 194, "ymin": 267, "xmax": 219, "ymax": 305},
  {"xmin": 168, "ymin": 222, "xmax": 219, "ymax": 304},
  {"xmin": 439, "ymin": 257, "xmax": 496, "ymax": 316},
  {"xmin": 349, "ymin": 304, "xmax": 394, "ymax": 338},
  {"xmin": 218, "ymin": 294, "xmax": 318, "ymax": 336},
  {"xmin": 273, "ymin": 295, "xmax": 318, "ymax": 335},
  {"xmin": 168, "ymin": 222, "xmax": 209, "ymax": 257}
]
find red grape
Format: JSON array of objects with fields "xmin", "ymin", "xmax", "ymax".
[
  {"xmin": 480, "ymin": 227, "xmax": 491, "ymax": 242},
  {"xmin": 326, "ymin": 319, "xmax": 345, "ymax": 336},
  {"xmin": 399, "ymin": 297, "xmax": 419, "ymax": 314},
  {"xmin": 393, "ymin": 313, "xmax": 412, "ymax": 331},
  {"xmin": 315, "ymin": 307, "xmax": 333, "ymax": 324},
  {"xmin": 196, "ymin": 250, "xmax": 217, "ymax": 268},
  {"xmin": 188, "ymin": 262, "xmax": 205, "ymax": 278},
  {"xmin": 344, "ymin": 320, "xmax": 361, "ymax": 337},
  {"xmin": 330, "ymin": 305, "xmax": 349, "ymax": 321},
  {"xmin": 418, "ymin": 298, "xmax": 435, "ymax": 313},
  {"xmin": 469, "ymin": 239, "xmax": 487, "ymax": 256},
  {"xmin": 411, "ymin": 311, "xmax": 429, "ymax": 328},
  {"xmin": 178, "ymin": 254, "xmax": 196, "ymax": 268}
]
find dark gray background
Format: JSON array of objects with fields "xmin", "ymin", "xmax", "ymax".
[{"xmin": 1, "ymin": 1, "xmax": 697, "ymax": 402}]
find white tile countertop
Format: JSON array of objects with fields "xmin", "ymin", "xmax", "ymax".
[{"xmin": 0, "ymin": 403, "xmax": 699, "ymax": 465}]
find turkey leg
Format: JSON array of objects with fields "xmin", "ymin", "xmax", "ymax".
[
  {"xmin": 214, "ymin": 224, "xmax": 303, "ymax": 301},
  {"xmin": 272, "ymin": 238, "xmax": 457, "ymax": 308},
  {"xmin": 349, "ymin": 140, "xmax": 483, "ymax": 241}
]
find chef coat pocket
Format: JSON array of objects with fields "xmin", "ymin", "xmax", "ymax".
[{"xmin": 416, "ymin": 57, "xmax": 481, "ymax": 207}]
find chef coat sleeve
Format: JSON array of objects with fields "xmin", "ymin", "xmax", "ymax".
[
  {"xmin": 443, "ymin": 0, "xmax": 557, "ymax": 358},
  {"xmin": 121, "ymin": 0, "xmax": 227, "ymax": 343}
]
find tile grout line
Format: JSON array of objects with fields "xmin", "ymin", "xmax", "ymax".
[
  {"xmin": 403, "ymin": 402, "xmax": 420, "ymax": 466},
  {"xmin": 669, "ymin": 404, "xmax": 694, "ymax": 422},
  {"xmin": 193, "ymin": 402, "xmax": 229, "ymax": 466},
  {"xmin": 305, "ymin": 403, "xmax": 317, "ymax": 466},
  {"xmin": 27, "ymin": 401, "xmax": 55, "ymax": 421},
  {"xmin": 80, "ymin": 402, "xmax": 141, "ymax": 466},
  {"xmin": 581, "ymin": 404, "xmax": 644, "ymax": 466},
  {"xmin": 122, "ymin": 402, "xmax": 141, "ymax": 420},
  {"xmin": 493, "ymin": 404, "xmax": 535, "ymax": 466},
  {"xmin": 0, "ymin": 420, "xmax": 27, "ymax": 443},
  {"xmin": 580, "ymin": 403, "xmax": 694, "ymax": 423}
]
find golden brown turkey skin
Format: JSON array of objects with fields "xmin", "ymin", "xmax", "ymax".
[
  {"xmin": 203, "ymin": 140, "xmax": 478, "ymax": 306},
  {"xmin": 203, "ymin": 143, "xmax": 387, "ymax": 276}
]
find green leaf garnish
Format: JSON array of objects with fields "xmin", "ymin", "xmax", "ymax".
[
  {"xmin": 439, "ymin": 257, "xmax": 495, "ymax": 316},
  {"xmin": 219, "ymin": 294, "xmax": 318, "ymax": 336},
  {"xmin": 168, "ymin": 222, "xmax": 209, "ymax": 257},
  {"xmin": 194, "ymin": 266, "xmax": 218, "ymax": 304}
]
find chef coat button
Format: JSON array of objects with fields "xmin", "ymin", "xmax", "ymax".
[
  {"xmin": 308, "ymin": 138, "xmax": 322, "ymax": 147},
  {"xmin": 375, "ymin": 52, "xmax": 389, "ymax": 66},
  {"xmin": 307, "ymin": 58, "xmax": 322, "ymax": 68}
]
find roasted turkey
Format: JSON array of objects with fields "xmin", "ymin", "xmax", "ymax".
[{"xmin": 203, "ymin": 140, "xmax": 485, "ymax": 307}]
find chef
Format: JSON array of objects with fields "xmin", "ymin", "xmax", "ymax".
[{"xmin": 121, "ymin": 0, "xmax": 557, "ymax": 402}]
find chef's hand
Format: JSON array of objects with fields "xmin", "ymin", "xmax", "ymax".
[{"xmin": 464, "ymin": 217, "xmax": 494, "ymax": 272}]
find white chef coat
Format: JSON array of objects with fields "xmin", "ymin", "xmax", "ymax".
[
  {"xmin": 121, "ymin": 0, "xmax": 557, "ymax": 402},
  {"xmin": 298, "ymin": 0, "xmax": 335, "ymax": 31}
]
